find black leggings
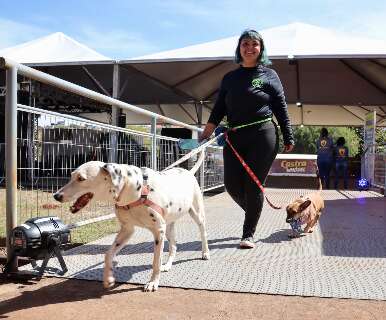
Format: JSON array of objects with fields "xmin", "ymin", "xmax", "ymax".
[{"xmin": 223, "ymin": 121, "xmax": 279, "ymax": 239}]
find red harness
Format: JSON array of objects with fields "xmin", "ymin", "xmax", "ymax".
[{"xmin": 115, "ymin": 171, "xmax": 165, "ymax": 217}]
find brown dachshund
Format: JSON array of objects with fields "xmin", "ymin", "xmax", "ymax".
[{"xmin": 285, "ymin": 169, "xmax": 324, "ymax": 237}]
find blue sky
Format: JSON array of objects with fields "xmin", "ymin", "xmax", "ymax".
[{"xmin": 1, "ymin": 0, "xmax": 385, "ymax": 59}]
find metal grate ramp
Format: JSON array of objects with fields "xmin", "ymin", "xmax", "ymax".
[{"xmin": 22, "ymin": 189, "xmax": 386, "ymax": 300}]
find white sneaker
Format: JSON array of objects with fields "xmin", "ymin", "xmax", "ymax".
[{"xmin": 239, "ymin": 237, "xmax": 255, "ymax": 249}]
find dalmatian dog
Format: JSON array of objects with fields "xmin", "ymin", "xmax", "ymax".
[{"xmin": 53, "ymin": 151, "xmax": 209, "ymax": 292}]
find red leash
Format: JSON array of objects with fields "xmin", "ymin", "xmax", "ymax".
[{"xmin": 224, "ymin": 131, "xmax": 282, "ymax": 210}]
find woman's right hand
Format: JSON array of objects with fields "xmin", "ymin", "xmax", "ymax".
[
  {"xmin": 283, "ymin": 144, "xmax": 294, "ymax": 153},
  {"xmin": 198, "ymin": 123, "xmax": 216, "ymax": 142}
]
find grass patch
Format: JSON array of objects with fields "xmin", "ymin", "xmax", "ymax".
[
  {"xmin": 0, "ymin": 188, "xmax": 119, "ymax": 246},
  {"xmin": 70, "ymin": 218, "xmax": 120, "ymax": 244}
]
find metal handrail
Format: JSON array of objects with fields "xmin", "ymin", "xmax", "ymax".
[
  {"xmin": 17, "ymin": 104, "xmax": 167, "ymax": 139},
  {"xmin": 0, "ymin": 57, "xmax": 203, "ymax": 133},
  {"xmin": 1, "ymin": 56, "xmax": 208, "ymax": 269}
]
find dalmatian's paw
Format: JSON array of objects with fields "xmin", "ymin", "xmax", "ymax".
[
  {"xmin": 160, "ymin": 264, "xmax": 172, "ymax": 272},
  {"xmin": 103, "ymin": 275, "xmax": 115, "ymax": 289},
  {"xmin": 143, "ymin": 281, "xmax": 159, "ymax": 292},
  {"xmin": 202, "ymin": 251, "xmax": 210, "ymax": 260}
]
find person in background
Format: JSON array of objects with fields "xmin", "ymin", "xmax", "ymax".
[
  {"xmin": 316, "ymin": 128, "xmax": 334, "ymax": 189},
  {"xmin": 334, "ymin": 136, "xmax": 349, "ymax": 189},
  {"xmin": 199, "ymin": 29, "xmax": 294, "ymax": 249}
]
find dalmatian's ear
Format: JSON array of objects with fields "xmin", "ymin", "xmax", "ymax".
[{"xmin": 101, "ymin": 163, "xmax": 125, "ymax": 201}]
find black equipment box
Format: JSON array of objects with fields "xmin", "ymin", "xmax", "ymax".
[{"xmin": 6, "ymin": 216, "xmax": 70, "ymax": 277}]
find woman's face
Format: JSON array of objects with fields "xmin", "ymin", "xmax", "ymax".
[{"xmin": 240, "ymin": 37, "xmax": 261, "ymax": 67}]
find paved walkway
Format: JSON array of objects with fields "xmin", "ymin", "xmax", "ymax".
[{"xmin": 23, "ymin": 189, "xmax": 386, "ymax": 300}]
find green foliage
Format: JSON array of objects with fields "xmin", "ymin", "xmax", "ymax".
[
  {"xmin": 126, "ymin": 125, "xmax": 150, "ymax": 134},
  {"xmin": 328, "ymin": 127, "xmax": 360, "ymax": 157},
  {"xmin": 281, "ymin": 126, "xmax": 362, "ymax": 157},
  {"xmin": 375, "ymin": 128, "xmax": 386, "ymax": 146},
  {"xmin": 291, "ymin": 126, "xmax": 320, "ymax": 154}
]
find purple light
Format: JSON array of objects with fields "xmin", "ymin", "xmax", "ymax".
[{"xmin": 356, "ymin": 178, "xmax": 369, "ymax": 190}]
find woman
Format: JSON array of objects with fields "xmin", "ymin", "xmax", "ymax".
[
  {"xmin": 199, "ymin": 29, "xmax": 294, "ymax": 249},
  {"xmin": 315, "ymin": 128, "xmax": 334, "ymax": 189},
  {"xmin": 334, "ymin": 137, "xmax": 349, "ymax": 189}
]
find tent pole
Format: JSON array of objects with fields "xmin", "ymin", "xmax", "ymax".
[
  {"xmin": 151, "ymin": 117, "xmax": 157, "ymax": 170},
  {"xmin": 5, "ymin": 65, "xmax": 18, "ymax": 271},
  {"xmin": 82, "ymin": 66, "xmax": 110, "ymax": 96},
  {"xmin": 109, "ymin": 63, "xmax": 121, "ymax": 162},
  {"xmin": 340, "ymin": 59, "xmax": 386, "ymax": 94},
  {"xmin": 179, "ymin": 104, "xmax": 196, "ymax": 123}
]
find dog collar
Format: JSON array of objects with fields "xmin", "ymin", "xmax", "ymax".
[{"xmin": 115, "ymin": 169, "xmax": 165, "ymax": 217}]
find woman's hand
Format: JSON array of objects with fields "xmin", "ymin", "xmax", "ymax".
[
  {"xmin": 198, "ymin": 123, "xmax": 216, "ymax": 143},
  {"xmin": 283, "ymin": 144, "xmax": 294, "ymax": 153}
]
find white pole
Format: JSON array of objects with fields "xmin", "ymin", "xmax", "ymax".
[
  {"xmin": 109, "ymin": 63, "xmax": 120, "ymax": 163},
  {"xmin": 151, "ymin": 117, "xmax": 157, "ymax": 170},
  {"xmin": 5, "ymin": 65, "xmax": 18, "ymax": 270}
]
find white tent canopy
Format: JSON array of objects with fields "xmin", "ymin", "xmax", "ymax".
[
  {"xmin": 123, "ymin": 22, "xmax": 386, "ymax": 126},
  {"xmin": 0, "ymin": 23, "xmax": 385, "ymax": 127},
  {"xmin": 0, "ymin": 32, "xmax": 111, "ymax": 63},
  {"xmin": 130, "ymin": 22, "xmax": 386, "ymax": 61}
]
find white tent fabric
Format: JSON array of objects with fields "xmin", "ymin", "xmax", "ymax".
[
  {"xmin": 124, "ymin": 23, "xmax": 386, "ymax": 126},
  {"xmin": 0, "ymin": 32, "xmax": 111, "ymax": 63},
  {"xmin": 130, "ymin": 22, "xmax": 386, "ymax": 61},
  {"xmin": 0, "ymin": 23, "xmax": 385, "ymax": 127}
]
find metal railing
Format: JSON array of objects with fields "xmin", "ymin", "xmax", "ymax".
[
  {"xmin": 370, "ymin": 144, "xmax": 385, "ymax": 190},
  {"xmin": 361, "ymin": 143, "xmax": 385, "ymax": 191},
  {"xmin": 0, "ymin": 57, "xmax": 224, "ymax": 264},
  {"xmin": 0, "ymin": 104, "xmax": 223, "ymax": 224}
]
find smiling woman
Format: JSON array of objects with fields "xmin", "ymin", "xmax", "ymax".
[
  {"xmin": 234, "ymin": 30, "xmax": 271, "ymax": 67},
  {"xmin": 199, "ymin": 29, "xmax": 295, "ymax": 249}
]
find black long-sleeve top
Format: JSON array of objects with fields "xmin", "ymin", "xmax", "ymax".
[{"xmin": 208, "ymin": 65, "xmax": 295, "ymax": 145}]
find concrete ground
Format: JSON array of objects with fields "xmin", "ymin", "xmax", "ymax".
[
  {"xmin": 0, "ymin": 276, "xmax": 385, "ymax": 320},
  {"xmin": 1, "ymin": 188, "xmax": 385, "ymax": 319}
]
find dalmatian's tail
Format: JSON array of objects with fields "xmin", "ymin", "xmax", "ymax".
[{"xmin": 189, "ymin": 150, "xmax": 205, "ymax": 175}]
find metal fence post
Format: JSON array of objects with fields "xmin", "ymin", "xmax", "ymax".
[
  {"xmin": 200, "ymin": 151, "xmax": 205, "ymax": 191},
  {"xmin": 109, "ymin": 63, "xmax": 120, "ymax": 163},
  {"xmin": 382, "ymin": 148, "xmax": 386, "ymax": 197},
  {"xmin": 151, "ymin": 117, "xmax": 157, "ymax": 170},
  {"xmin": 5, "ymin": 65, "xmax": 18, "ymax": 270},
  {"xmin": 196, "ymin": 104, "xmax": 205, "ymax": 191}
]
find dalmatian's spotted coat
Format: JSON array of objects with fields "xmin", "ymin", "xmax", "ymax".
[{"xmin": 53, "ymin": 152, "xmax": 209, "ymax": 291}]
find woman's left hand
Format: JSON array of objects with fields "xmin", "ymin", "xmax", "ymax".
[{"xmin": 283, "ymin": 144, "xmax": 294, "ymax": 153}]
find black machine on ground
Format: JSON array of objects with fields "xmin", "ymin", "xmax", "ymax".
[{"xmin": 4, "ymin": 216, "xmax": 71, "ymax": 277}]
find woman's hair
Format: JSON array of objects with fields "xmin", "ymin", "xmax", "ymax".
[
  {"xmin": 336, "ymin": 137, "xmax": 346, "ymax": 146},
  {"xmin": 320, "ymin": 127, "xmax": 329, "ymax": 138},
  {"xmin": 235, "ymin": 29, "xmax": 271, "ymax": 66}
]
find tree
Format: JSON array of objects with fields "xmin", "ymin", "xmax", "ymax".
[
  {"xmin": 328, "ymin": 127, "xmax": 360, "ymax": 157},
  {"xmin": 375, "ymin": 128, "xmax": 385, "ymax": 147},
  {"xmin": 279, "ymin": 126, "xmax": 362, "ymax": 156}
]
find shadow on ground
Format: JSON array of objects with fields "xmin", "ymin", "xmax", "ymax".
[
  {"xmin": 63, "ymin": 237, "xmax": 240, "ymax": 256},
  {"xmin": 0, "ymin": 275, "xmax": 141, "ymax": 318},
  {"xmin": 319, "ymin": 197, "xmax": 385, "ymax": 258}
]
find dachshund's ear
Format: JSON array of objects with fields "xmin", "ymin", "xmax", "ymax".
[{"xmin": 298, "ymin": 199, "xmax": 311, "ymax": 213}]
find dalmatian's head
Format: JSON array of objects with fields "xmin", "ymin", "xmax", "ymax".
[{"xmin": 53, "ymin": 161, "xmax": 143, "ymax": 213}]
